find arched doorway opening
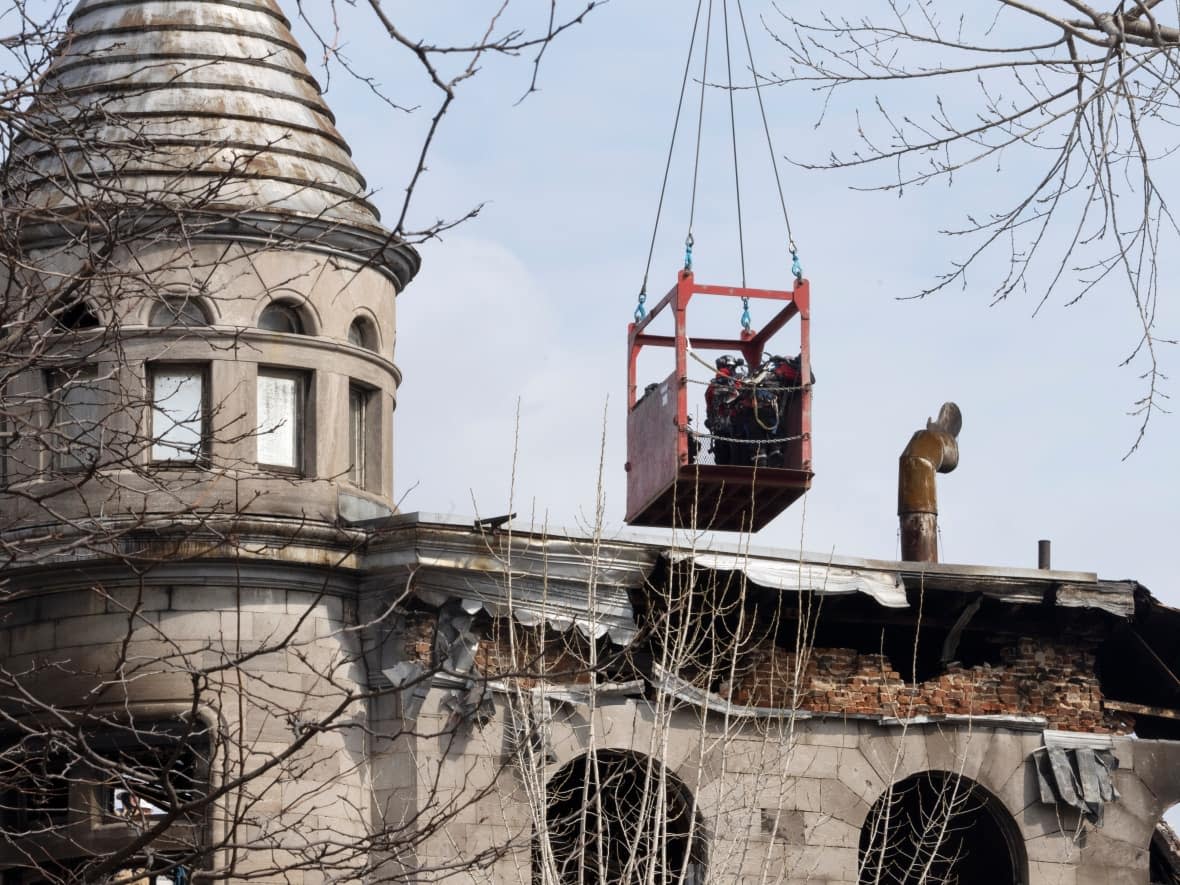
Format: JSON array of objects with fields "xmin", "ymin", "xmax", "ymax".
[
  {"xmin": 538, "ymin": 750, "xmax": 706, "ymax": 885},
  {"xmin": 859, "ymin": 771, "xmax": 1027, "ymax": 885}
]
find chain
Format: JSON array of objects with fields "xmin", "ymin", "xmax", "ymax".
[{"xmin": 695, "ymin": 431, "xmax": 807, "ymax": 445}]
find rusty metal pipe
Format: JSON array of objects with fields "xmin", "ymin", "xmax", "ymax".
[{"xmin": 898, "ymin": 403, "xmax": 962, "ymax": 563}]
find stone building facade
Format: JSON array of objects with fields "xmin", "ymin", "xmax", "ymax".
[{"xmin": 2, "ymin": 2, "xmax": 1180, "ymax": 885}]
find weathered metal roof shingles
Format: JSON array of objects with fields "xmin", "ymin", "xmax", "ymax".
[{"xmin": 20, "ymin": 0, "xmax": 381, "ymax": 228}]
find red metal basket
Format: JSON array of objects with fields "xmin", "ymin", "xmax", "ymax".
[{"xmin": 625, "ymin": 269, "xmax": 813, "ymax": 532}]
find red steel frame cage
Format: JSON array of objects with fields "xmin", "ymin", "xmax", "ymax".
[{"xmin": 625, "ymin": 269, "xmax": 813, "ymax": 532}]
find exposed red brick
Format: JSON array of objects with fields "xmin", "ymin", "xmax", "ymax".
[{"xmin": 725, "ymin": 638, "xmax": 1132, "ymax": 734}]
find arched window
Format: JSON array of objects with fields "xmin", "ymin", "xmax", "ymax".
[
  {"xmin": 347, "ymin": 316, "xmax": 377, "ymax": 351},
  {"xmin": 859, "ymin": 771, "xmax": 1026, "ymax": 885},
  {"xmin": 54, "ymin": 299, "xmax": 100, "ymax": 331},
  {"xmin": 1151, "ymin": 816, "xmax": 1180, "ymax": 883},
  {"xmin": 258, "ymin": 302, "xmax": 305, "ymax": 335},
  {"xmin": 150, "ymin": 296, "xmax": 208, "ymax": 328},
  {"xmin": 539, "ymin": 750, "xmax": 706, "ymax": 885}
]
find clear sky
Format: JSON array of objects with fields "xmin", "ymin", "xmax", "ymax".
[{"xmin": 283, "ymin": 1, "xmax": 1180, "ymax": 603}]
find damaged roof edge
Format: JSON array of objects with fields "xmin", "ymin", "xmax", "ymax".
[{"xmin": 362, "ymin": 512, "xmax": 1134, "ymax": 619}]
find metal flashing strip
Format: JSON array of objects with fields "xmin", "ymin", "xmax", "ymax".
[
  {"xmin": 879, "ymin": 713, "xmax": 1048, "ymax": 730},
  {"xmin": 667, "ymin": 551, "xmax": 908, "ymax": 608},
  {"xmin": 1034, "ymin": 738, "xmax": 1121, "ymax": 826},
  {"xmin": 1042, "ymin": 729, "xmax": 1118, "ymax": 752},
  {"xmin": 1056, "ymin": 582, "xmax": 1136, "ymax": 618},
  {"xmin": 412, "ymin": 568, "xmax": 639, "ymax": 645},
  {"xmin": 655, "ymin": 664, "xmax": 815, "ymax": 720}
]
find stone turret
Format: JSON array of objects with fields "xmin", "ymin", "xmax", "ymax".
[
  {"xmin": 3, "ymin": 0, "xmax": 419, "ymax": 547},
  {"xmin": 0, "ymin": 3, "xmax": 415, "ymax": 880}
]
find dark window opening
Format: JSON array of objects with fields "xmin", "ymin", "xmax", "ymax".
[
  {"xmin": 1151, "ymin": 820, "xmax": 1180, "ymax": 885},
  {"xmin": 348, "ymin": 383, "xmax": 372, "ymax": 489},
  {"xmin": 46, "ymin": 367, "xmax": 102, "ymax": 472},
  {"xmin": 0, "ymin": 750, "xmax": 71, "ymax": 832},
  {"xmin": 0, "ymin": 724, "xmax": 209, "ymax": 883},
  {"xmin": 539, "ymin": 751, "xmax": 706, "ymax": 885},
  {"xmin": 54, "ymin": 299, "xmax": 100, "ymax": 331},
  {"xmin": 347, "ymin": 317, "xmax": 378, "ymax": 351},
  {"xmin": 258, "ymin": 302, "xmax": 305, "ymax": 335},
  {"xmin": 150, "ymin": 297, "xmax": 209, "ymax": 328},
  {"xmin": 95, "ymin": 726, "xmax": 209, "ymax": 823},
  {"xmin": 859, "ymin": 771, "xmax": 1025, "ymax": 885},
  {"xmin": 0, "ymin": 381, "xmax": 10, "ymax": 489}
]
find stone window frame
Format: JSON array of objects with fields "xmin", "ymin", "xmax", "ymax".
[
  {"xmin": 44, "ymin": 365, "xmax": 103, "ymax": 473},
  {"xmin": 0, "ymin": 379, "xmax": 9, "ymax": 490},
  {"xmin": 147, "ymin": 362, "xmax": 211, "ymax": 466},
  {"xmin": 347, "ymin": 380, "xmax": 380, "ymax": 492},
  {"xmin": 255, "ymin": 366, "xmax": 310, "ymax": 475}
]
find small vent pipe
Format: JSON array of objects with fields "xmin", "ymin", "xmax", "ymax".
[
  {"xmin": 898, "ymin": 403, "xmax": 962, "ymax": 563},
  {"xmin": 1038, "ymin": 540, "xmax": 1052, "ymax": 570}
]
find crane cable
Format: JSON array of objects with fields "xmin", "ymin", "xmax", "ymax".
[
  {"xmin": 685, "ymin": 0, "xmax": 715, "ymax": 274},
  {"xmin": 636, "ymin": 0, "xmax": 706, "ymax": 323},
  {"xmin": 721, "ymin": 0, "xmax": 750, "ymax": 329},
  {"xmin": 635, "ymin": 0, "xmax": 803, "ymax": 325},
  {"xmin": 735, "ymin": 0, "xmax": 802, "ymax": 282}
]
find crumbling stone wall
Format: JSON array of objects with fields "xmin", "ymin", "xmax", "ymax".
[{"xmin": 726, "ymin": 638, "xmax": 1132, "ymax": 733}]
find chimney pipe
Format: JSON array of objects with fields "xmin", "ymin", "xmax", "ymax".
[
  {"xmin": 898, "ymin": 402, "xmax": 962, "ymax": 563},
  {"xmin": 1038, "ymin": 539, "xmax": 1051, "ymax": 570}
]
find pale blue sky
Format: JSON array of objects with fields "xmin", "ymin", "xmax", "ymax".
[
  {"xmin": 284, "ymin": 1, "xmax": 1178, "ymax": 602},
  {"xmin": 288, "ymin": 1, "xmax": 1180, "ymax": 601}
]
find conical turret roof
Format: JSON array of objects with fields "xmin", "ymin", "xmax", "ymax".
[{"xmin": 15, "ymin": 0, "xmax": 385, "ymax": 231}]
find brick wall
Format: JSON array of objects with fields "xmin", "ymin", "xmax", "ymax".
[
  {"xmin": 400, "ymin": 613, "xmax": 592, "ymax": 685},
  {"xmin": 726, "ymin": 638, "xmax": 1132, "ymax": 733},
  {"xmin": 401, "ymin": 611, "xmax": 1130, "ymax": 733},
  {"xmin": 402, "ymin": 610, "xmax": 437, "ymax": 664}
]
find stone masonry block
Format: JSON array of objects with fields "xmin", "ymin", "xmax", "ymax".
[
  {"xmin": 784, "ymin": 744, "xmax": 841, "ymax": 780},
  {"xmin": 105, "ymin": 586, "xmax": 172, "ymax": 614},
  {"xmin": 797, "ymin": 718, "xmax": 860, "ymax": 748},
  {"xmin": 169, "ymin": 586, "xmax": 242, "ymax": 611},
  {"xmin": 154, "ymin": 609, "xmax": 224, "ymax": 641},
  {"xmin": 9, "ymin": 622, "xmax": 55, "ymax": 654},
  {"xmin": 858, "ymin": 728, "xmax": 928, "ymax": 784},
  {"xmin": 1027, "ymin": 860, "xmax": 1078, "ymax": 885},
  {"xmin": 803, "ymin": 811, "xmax": 860, "ymax": 848},
  {"xmin": 1076, "ymin": 865, "xmax": 1143, "ymax": 885},
  {"xmin": 55, "ymin": 613, "xmax": 142, "ymax": 646},
  {"xmin": 835, "ymin": 747, "xmax": 886, "ymax": 807},
  {"xmin": 1024, "ymin": 831, "xmax": 1085, "ymax": 864}
]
